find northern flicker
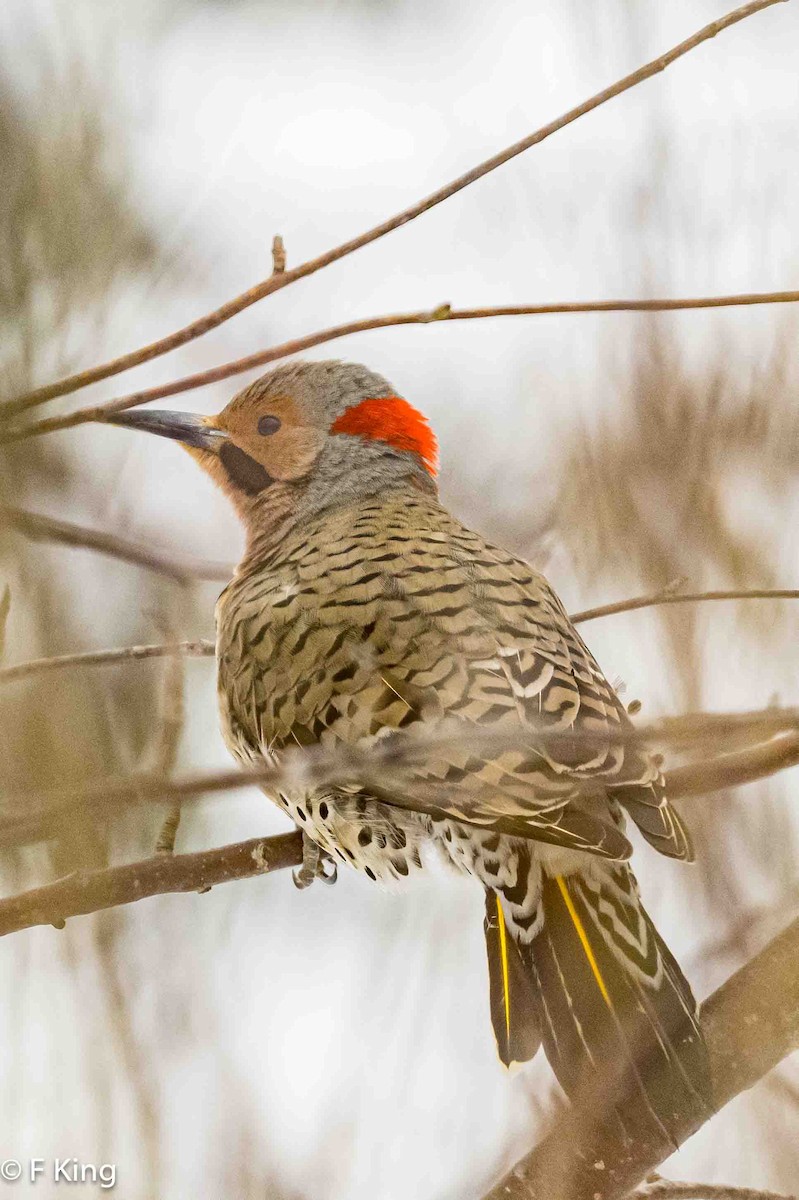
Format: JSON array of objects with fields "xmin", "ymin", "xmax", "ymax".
[{"xmin": 109, "ymin": 361, "xmax": 710, "ymax": 1134}]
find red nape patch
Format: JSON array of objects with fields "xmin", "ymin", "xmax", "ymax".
[{"xmin": 331, "ymin": 396, "xmax": 439, "ymax": 476}]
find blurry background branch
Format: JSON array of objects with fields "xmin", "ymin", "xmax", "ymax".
[
  {"xmin": 1, "ymin": 291, "xmax": 799, "ymax": 443},
  {"xmin": 0, "ymin": 720, "xmax": 797, "ymax": 934},
  {"xmin": 482, "ymin": 913, "xmax": 799, "ymax": 1200},
  {"xmin": 0, "ymin": 0, "xmax": 783, "ymax": 419},
  {"xmin": 2, "ymin": 505, "xmax": 233, "ymax": 581}
]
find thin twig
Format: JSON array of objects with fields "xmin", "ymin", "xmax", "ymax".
[
  {"xmin": 2, "ymin": 506, "xmax": 233, "ymax": 581},
  {"xmin": 0, "ymin": 639, "xmax": 214, "ymax": 685},
  {"xmin": 571, "ymin": 587, "xmax": 799, "ymax": 624},
  {"xmin": 0, "ymin": 0, "xmax": 785, "ymax": 420},
  {"xmin": 4, "ymin": 292, "xmax": 799, "ymax": 442}
]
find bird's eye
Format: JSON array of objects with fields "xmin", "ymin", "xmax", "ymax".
[{"xmin": 257, "ymin": 415, "xmax": 281, "ymax": 436}]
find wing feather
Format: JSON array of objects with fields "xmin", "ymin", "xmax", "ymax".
[{"xmin": 217, "ymin": 495, "xmax": 689, "ymax": 860}]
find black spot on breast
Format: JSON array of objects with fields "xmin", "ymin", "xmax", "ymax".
[{"xmin": 219, "ymin": 443, "xmax": 274, "ymax": 495}]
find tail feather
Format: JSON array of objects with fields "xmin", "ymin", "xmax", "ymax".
[
  {"xmin": 513, "ymin": 869, "xmax": 711, "ymax": 1136},
  {"xmin": 483, "ymin": 892, "xmax": 541, "ymax": 1067}
]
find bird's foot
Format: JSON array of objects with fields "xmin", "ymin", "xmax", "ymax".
[{"xmin": 292, "ymin": 833, "xmax": 338, "ymax": 890}]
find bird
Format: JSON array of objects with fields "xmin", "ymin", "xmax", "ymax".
[{"xmin": 109, "ymin": 359, "xmax": 711, "ymax": 1136}]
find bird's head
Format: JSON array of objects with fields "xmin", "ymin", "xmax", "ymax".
[{"xmin": 108, "ymin": 360, "xmax": 439, "ymax": 534}]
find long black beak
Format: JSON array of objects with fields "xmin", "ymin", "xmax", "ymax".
[{"xmin": 106, "ymin": 409, "xmax": 227, "ymax": 451}]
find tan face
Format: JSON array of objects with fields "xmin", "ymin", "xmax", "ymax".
[{"xmin": 208, "ymin": 391, "xmax": 326, "ymax": 487}]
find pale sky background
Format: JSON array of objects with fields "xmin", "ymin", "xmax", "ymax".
[{"xmin": 1, "ymin": 0, "xmax": 798, "ymax": 1196}]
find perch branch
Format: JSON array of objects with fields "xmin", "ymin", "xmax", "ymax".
[
  {"xmin": 0, "ymin": 0, "xmax": 785, "ymax": 420},
  {"xmin": 0, "ymin": 785, "xmax": 797, "ymax": 1200},
  {"xmin": 0, "ymin": 833, "xmax": 303, "ymax": 935},
  {"xmin": 3, "ymin": 292, "xmax": 799, "ymax": 442}
]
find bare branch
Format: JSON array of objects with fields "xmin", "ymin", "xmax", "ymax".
[
  {"xmin": 0, "ymin": 762, "xmax": 793, "ymax": 1198},
  {"xmin": 481, "ymin": 915, "xmax": 799, "ymax": 1200},
  {"xmin": 0, "ymin": 816, "xmax": 796, "ymax": 1200},
  {"xmin": 633, "ymin": 1181, "xmax": 797, "ymax": 1200},
  {"xmin": 2, "ymin": 710, "xmax": 799, "ymax": 852},
  {"xmin": 666, "ymin": 733, "xmax": 799, "ymax": 797},
  {"xmin": 571, "ymin": 588, "xmax": 799, "ymax": 624},
  {"xmin": 2, "ymin": 506, "xmax": 233, "ymax": 581},
  {"xmin": 0, "ymin": 639, "xmax": 214, "ymax": 685},
  {"xmin": 3, "ymin": 292, "xmax": 799, "ymax": 442},
  {"xmin": 0, "ymin": 833, "xmax": 303, "ymax": 936},
  {"xmin": 1, "ymin": 0, "xmax": 785, "ymax": 420}
]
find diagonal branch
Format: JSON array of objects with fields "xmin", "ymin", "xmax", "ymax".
[
  {"xmin": 481, "ymin": 914, "xmax": 799, "ymax": 1200},
  {"xmin": 2, "ymin": 291, "xmax": 799, "ymax": 443},
  {"xmin": 2, "ymin": 506, "xmax": 233, "ymax": 581},
  {"xmin": 0, "ymin": 0, "xmax": 785, "ymax": 420}
]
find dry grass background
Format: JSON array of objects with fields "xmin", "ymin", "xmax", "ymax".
[{"xmin": 1, "ymin": 1, "xmax": 798, "ymax": 1196}]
